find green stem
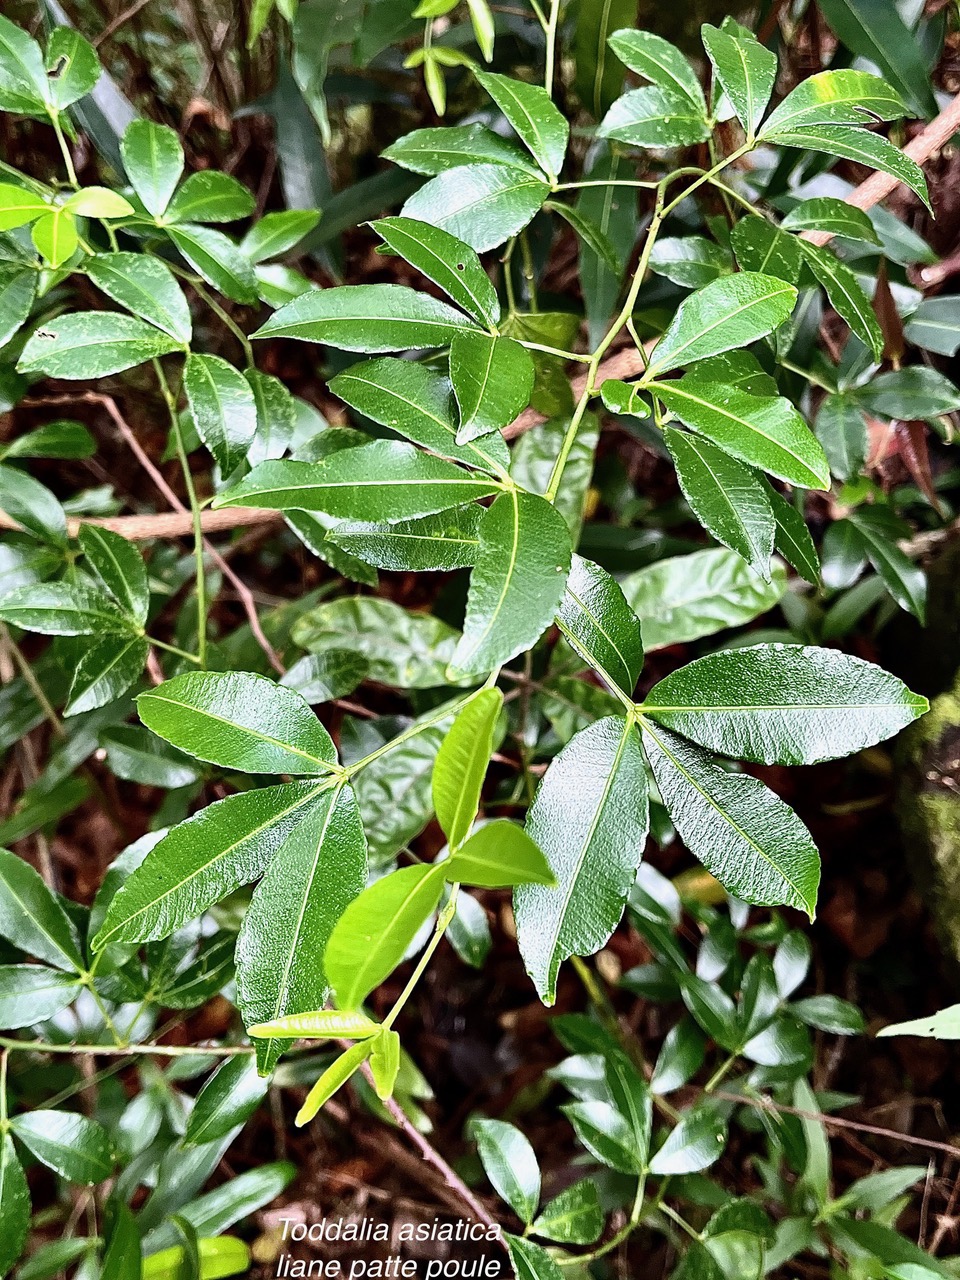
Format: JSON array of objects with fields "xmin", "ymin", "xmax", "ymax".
[
  {"xmin": 555, "ymin": 179, "xmax": 660, "ymax": 191},
  {"xmin": 544, "ymin": 0, "xmax": 561, "ymax": 102},
  {"xmin": 49, "ymin": 111, "xmax": 78, "ymax": 187},
  {"xmin": 0, "ymin": 1036, "xmax": 255, "ymax": 1058},
  {"xmin": 148, "ymin": 636, "xmax": 203, "ymax": 664},
  {"xmin": 703, "ymin": 1054, "xmax": 737, "ymax": 1093},
  {"xmin": 0, "ymin": 1049, "xmax": 8, "ymax": 1129},
  {"xmin": 382, "ymin": 885, "xmax": 459, "ymax": 1030},
  {"xmin": 660, "ymin": 1202, "xmax": 702, "ymax": 1242},
  {"xmin": 519, "ymin": 230, "xmax": 538, "ymax": 311}
]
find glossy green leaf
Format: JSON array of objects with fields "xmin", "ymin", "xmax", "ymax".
[
  {"xmin": 532, "ymin": 1180, "xmax": 603, "ymax": 1245},
  {"xmin": 664, "ymin": 427, "xmax": 775, "ymax": 575},
  {"xmin": 447, "ymin": 889, "xmax": 491, "ymax": 969},
  {"xmin": 327, "ymin": 506, "xmax": 482, "ymax": 573},
  {"xmin": 767, "ymin": 124, "xmax": 929, "ymax": 209},
  {"xmin": 0, "ymin": 1135, "xmax": 30, "ymax": 1278},
  {"xmin": 432, "ymin": 687, "xmax": 502, "ymax": 848},
  {"xmin": 574, "ymin": 0, "xmax": 633, "ymax": 116},
  {"xmin": 295, "ymin": 1039, "xmax": 374, "ymax": 1125},
  {"xmin": 762, "ymin": 69, "xmax": 904, "ymax": 134},
  {"xmin": 101, "ymin": 724, "xmax": 199, "ymax": 789},
  {"xmin": 800, "ymin": 241, "xmax": 883, "ymax": 359},
  {"xmin": 766, "ymin": 483, "xmax": 820, "ymax": 586},
  {"xmin": 167, "ymin": 223, "xmax": 259, "ymax": 304},
  {"xmin": 167, "ymin": 171, "xmax": 255, "ymax": 224},
  {"xmin": 246, "ymin": 368, "xmax": 297, "ymax": 466},
  {"xmin": 78, "ymin": 524, "xmax": 149, "ymax": 624},
  {"xmin": 382, "ymin": 123, "xmax": 541, "ymax": 175},
  {"xmin": 598, "ymin": 85, "xmax": 711, "ymax": 148},
  {"xmin": 515, "ymin": 716, "xmax": 649, "ymax": 1004},
  {"xmin": 183, "ymin": 1056, "xmax": 269, "ymax": 1146},
  {"xmin": 236, "ymin": 785, "xmax": 367, "ymax": 1072},
  {"xmin": 446, "ymin": 819, "xmax": 555, "ymax": 887},
  {"xmin": 401, "ymin": 164, "xmax": 551, "ymax": 254},
  {"xmin": 730, "ymin": 214, "xmax": 802, "ymax": 284},
  {"xmin": 450, "ymin": 490, "xmax": 572, "ymax": 677},
  {"xmin": 505, "ymin": 1236, "xmax": 565, "ymax": 1280},
  {"xmin": 641, "ymin": 721, "xmax": 820, "ymax": 916},
  {"xmin": 254, "ymin": 282, "xmax": 478, "ymax": 350},
  {"xmin": 648, "ymin": 273, "xmax": 797, "ymax": 376},
  {"xmin": 0, "ymin": 466, "xmax": 66, "ymax": 546},
  {"xmin": 904, "ymin": 296, "xmax": 960, "ymax": 356},
  {"xmin": 100, "ymin": 1205, "xmax": 141, "ymax": 1280},
  {"xmin": 371, "ymin": 216, "xmax": 499, "ymax": 328},
  {"xmin": 607, "ymin": 29, "xmax": 705, "ymax": 109},
  {"xmin": 508, "ymin": 406, "xmax": 599, "ymax": 539},
  {"xmin": 562, "ymin": 1099, "xmax": 642, "ymax": 1172},
  {"xmin": 644, "ymin": 643, "xmax": 926, "ymax": 765},
  {"xmin": 17, "ymin": 312, "xmax": 181, "ymax": 379},
  {"xmin": 31, "ymin": 207, "xmax": 78, "ymax": 268},
  {"xmin": 654, "ymin": 379, "xmax": 829, "ymax": 489},
  {"xmin": 473, "ymin": 1117, "xmax": 540, "ymax": 1223},
  {"xmin": 239, "ymin": 208, "xmax": 320, "ymax": 263},
  {"xmin": 93, "ymin": 780, "xmax": 326, "ymax": 948},
  {"xmin": 0, "ymin": 266, "xmax": 35, "ymax": 348},
  {"xmin": 0, "ymin": 582, "xmax": 131, "ymax": 636},
  {"xmin": 702, "ymin": 24, "xmax": 776, "ymax": 135},
  {"xmin": 279, "ymin": 650, "xmax": 368, "ymax": 704},
  {"xmin": 64, "ymin": 187, "xmax": 135, "ymax": 219},
  {"xmin": 0, "ymin": 185, "xmax": 48, "ymax": 230},
  {"xmin": 815, "ymin": 0, "xmax": 935, "ymax": 118},
  {"xmin": 648, "ymin": 1106, "xmax": 727, "ymax": 1174},
  {"xmin": 649, "ymin": 235, "xmax": 731, "ymax": 288},
  {"xmin": 0, "ymin": 14, "xmax": 48, "ymax": 114},
  {"xmin": 65, "ymin": 635, "xmax": 149, "ymax": 717},
  {"xmin": 329, "ymin": 357, "xmax": 509, "ymax": 473},
  {"xmin": 856, "ymin": 367, "xmax": 960, "ymax": 419},
  {"xmin": 650, "ymin": 1020, "xmax": 706, "ymax": 1094},
  {"xmin": 557, "ymin": 554, "xmax": 644, "ymax": 695},
  {"xmin": 450, "ymin": 332, "xmax": 535, "ymax": 441},
  {"xmin": 138, "ymin": 671, "xmax": 337, "ymax": 775},
  {"xmin": 781, "ymin": 197, "xmax": 881, "ymax": 244},
  {"xmin": 816, "ymin": 393, "xmax": 868, "ymax": 481},
  {"xmin": 249, "ymin": 1009, "xmax": 379, "ymax": 1040},
  {"xmin": 120, "ymin": 119, "xmax": 184, "ymax": 217},
  {"xmin": 87, "ymin": 252, "xmax": 192, "ymax": 344},
  {"xmin": 11, "ymin": 1110, "xmax": 113, "ymax": 1184},
  {"xmin": 184, "ymin": 352, "xmax": 258, "ymax": 478},
  {"xmin": 846, "ymin": 508, "xmax": 927, "ymax": 622},
  {"xmin": 0, "ymin": 964, "xmax": 81, "ymax": 1028},
  {"xmin": 792, "ymin": 995, "xmax": 864, "ymax": 1034},
  {"xmin": 1, "ymin": 421, "xmax": 95, "ymax": 461},
  {"xmin": 475, "ymin": 71, "xmax": 567, "ymax": 178}
]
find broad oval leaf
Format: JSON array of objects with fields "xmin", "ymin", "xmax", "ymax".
[
  {"xmin": 472, "ymin": 1117, "xmax": 540, "ymax": 1223},
  {"xmin": 253, "ymin": 283, "xmax": 478, "ymax": 350},
  {"xmin": 450, "ymin": 332, "xmax": 535, "ymax": 442},
  {"xmin": 78, "ymin": 524, "xmax": 149, "ymax": 624},
  {"xmin": 183, "ymin": 353, "xmax": 258, "ymax": 478},
  {"xmin": 166, "ymin": 170, "xmax": 255, "ymax": 224},
  {"xmin": 86, "ymin": 252, "xmax": 192, "ymax": 343},
  {"xmin": 167, "ymin": 223, "xmax": 259, "ymax": 303},
  {"xmin": 607, "ymin": 29, "xmax": 705, "ymax": 108},
  {"xmin": 475, "ymin": 71, "xmax": 568, "ymax": 178},
  {"xmin": 382, "ymin": 123, "xmax": 541, "ymax": 175},
  {"xmin": 120, "ymin": 119, "xmax": 184, "ymax": 217},
  {"xmin": 762, "ymin": 69, "xmax": 905, "ymax": 135},
  {"xmin": 401, "ymin": 164, "xmax": 551, "ymax": 254},
  {"xmin": 0, "ymin": 582, "xmax": 130, "ymax": 637},
  {"xmin": 17, "ymin": 312, "xmax": 181, "ymax": 379},
  {"xmin": 648, "ymin": 1106, "xmax": 728, "ymax": 1175},
  {"xmin": 598, "ymin": 85, "xmax": 711, "ymax": 148},
  {"xmin": 327, "ymin": 506, "xmax": 482, "ymax": 573},
  {"xmin": 11, "ymin": 1110, "xmax": 113, "ymax": 1184},
  {"xmin": 0, "ymin": 964, "xmax": 82, "ymax": 1028},
  {"xmin": 432, "ymin": 687, "xmax": 502, "ymax": 848},
  {"xmin": 531, "ymin": 1180, "xmax": 603, "ymax": 1245},
  {"xmin": 505, "ymin": 1236, "xmax": 565, "ymax": 1280},
  {"xmin": 702, "ymin": 23, "xmax": 776, "ymax": 135}
]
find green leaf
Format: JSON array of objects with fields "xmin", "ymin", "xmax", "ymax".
[
  {"xmin": 799, "ymin": 241, "xmax": 883, "ymax": 359},
  {"xmin": 556, "ymin": 554, "xmax": 644, "ymax": 696},
  {"xmin": 293, "ymin": 596, "xmax": 466, "ymax": 689},
  {"xmin": 371, "ymin": 216, "xmax": 499, "ymax": 329},
  {"xmin": 0, "ymin": 184, "xmax": 49, "ymax": 231},
  {"xmin": 401, "ymin": 164, "xmax": 551, "ymax": 254},
  {"xmin": 0, "ymin": 1135, "xmax": 30, "ymax": 1278},
  {"xmin": 648, "ymin": 271, "xmax": 797, "ymax": 375},
  {"xmin": 100, "ymin": 1205, "xmax": 141, "ymax": 1280},
  {"xmin": 246, "ymin": 369, "xmax": 297, "ymax": 466},
  {"xmin": 577, "ymin": 149, "xmax": 638, "ymax": 343},
  {"xmin": 236, "ymin": 785, "xmax": 367, "ymax": 1073},
  {"xmin": 327, "ymin": 506, "xmax": 482, "ymax": 573},
  {"xmin": 621, "ymin": 548, "xmax": 786, "ymax": 650},
  {"xmin": 44, "ymin": 29, "xmax": 101, "ymax": 109},
  {"xmin": 782, "ymin": 197, "xmax": 881, "ymax": 244},
  {"xmin": 0, "ymin": 14, "xmax": 48, "ymax": 114},
  {"xmin": 562, "ymin": 1099, "xmax": 642, "ymax": 1173},
  {"xmin": 532, "ymin": 1180, "xmax": 603, "ymax": 1245},
  {"xmin": 0, "ymin": 964, "xmax": 81, "ymax": 1028},
  {"xmin": 904, "ymin": 296, "xmax": 960, "ymax": 356},
  {"xmin": 664, "ymin": 427, "xmax": 775, "ymax": 575},
  {"xmin": 762, "ymin": 69, "xmax": 904, "ymax": 134},
  {"xmin": 447, "ymin": 890, "xmax": 491, "ymax": 969},
  {"xmin": 650, "ymin": 1020, "xmax": 706, "ymax": 1093},
  {"xmin": 645, "ymin": 643, "xmax": 926, "ymax": 765},
  {"xmin": 598, "ymin": 85, "xmax": 711, "ymax": 148},
  {"xmin": 607, "ymin": 29, "xmax": 705, "ymax": 109},
  {"xmin": 120, "ymin": 119, "xmax": 184, "ymax": 217},
  {"xmin": 64, "ymin": 187, "xmax": 135, "ymax": 219},
  {"xmin": 641, "ymin": 721, "xmax": 820, "ymax": 916},
  {"xmin": 239, "ymin": 209, "xmax": 320, "ymax": 263},
  {"xmin": 574, "ymin": 0, "xmax": 634, "ymax": 117},
  {"xmin": 10, "ymin": 1111, "xmax": 113, "ymax": 1185},
  {"xmin": 93, "ymin": 780, "xmax": 326, "ymax": 948},
  {"xmin": 30, "ymin": 208, "xmax": 77, "ymax": 269},
  {"xmin": 65, "ymin": 636, "xmax": 149, "ymax": 717},
  {"xmin": 280, "ymin": 650, "xmax": 368, "ymax": 703},
  {"xmin": 253, "ymin": 282, "xmax": 479, "ymax": 350},
  {"xmin": 101, "ymin": 725, "xmax": 199, "ymax": 789},
  {"xmin": 766, "ymin": 482, "xmax": 820, "ymax": 586},
  {"xmin": 138, "ymin": 671, "xmax": 337, "ymax": 775},
  {"xmin": 87, "ymin": 252, "xmax": 192, "ymax": 344},
  {"xmin": 216, "ymin": 443, "xmax": 499, "ymax": 523},
  {"xmin": 730, "ymin": 215, "xmax": 802, "ymax": 284},
  {"xmin": 432, "ymin": 687, "xmax": 502, "ymax": 848},
  {"xmin": 877, "ymin": 1004, "xmax": 960, "ymax": 1039},
  {"xmin": 1, "ymin": 421, "xmax": 95, "ymax": 461},
  {"xmin": 856, "ymin": 367, "xmax": 960, "ymax": 419},
  {"xmin": 649, "ymin": 236, "xmax": 731, "ymax": 289},
  {"xmin": 167, "ymin": 171, "xmax": 255, "ymax": 224},
  {"xmin": 78, "ymin": 524, "xmax": 149, "ymax": 624},
  {"xmin": 515, "ymin": 716, "xmax": 649, "ymax": 1004},
  {"xmin": 449, "ymin": 490, "xmax": 572, "ymax": 677},
  {"xmin": 183, "ymin": 1056, "xmax": 269, "ymax": 1146},
  {"xmin": 505, "ymin": 1236, "xmax": 565, "ymax": 1280},
  {"xmin": 791, "ymin": 995, "xmax": 864, "ymax": 1034},
  {"xmin": 816, "ymin": 393, "xmax": 868, "ymax": 481},
  {"xmin": 0, "ymin": 582, "xmax": 130, "ymax": 636},
  {"xmin": 0, "ymin": 465, "xmax": 67, "ymax": 546},
  {"xmin": 249, "ymin": 1009, "xmax": 379, "ymax": 1040},
  {"xmin": 368, "ymin": 1027, "xmax": 401, "ymax": 1100},
  {"xmin": 295, "ymin": 1039, "xmax": 374, "ymax": 1125},
  {"xmin": 382, "ymin": 123, "xmax": 542, "ymax": 175},
  {"xmin": 648, "ymin": 1106, "xmax": 727, "ymax": 1174},
  {"xmin": 472, "ymin": 1117, "xmax": 540, "ymax": 1223},
  {"xmin": 766, "ymin": 124, "xmax": 929, "ymax": 210},
  {"xmin": 475, "ymin": 71, "xmax": 567, "ymax": 178},
  {"xmin": 815, "ymin": 0, "xmax": 935, "ymax": 118},
  {"xmin": 183, "ymin": 353, "xmax": 257, "ymax": 477},
  {"xmin": 0, "ymin": 266, "xmax": 35, "ymax": 348},
  {"xmin": 166, "ymin": 223, "xmax": 259, "ymax": 304},
  {"xmin": 654, "ymin": 379, "xmax": 830, "ymax": 489},
  {"xmin": 846, "ymin": 508, "xmax": 927, "ymax": 622},
  {"xmin": 17, "ymin": 312, "xmax": 180, "ymax": 379},
  {"xmin": 446, "ymin": 820, "xmax": 555, "ymax": 887},
  {"xmin": 325, "ymin": 864, "xmax": 445, "ymax": 1010},
  {"xmin": 450, "ymin": 332, "xmax": 535, "ymax": 442},
  {"xmin": 702, "ymin": 24, "xmax": 776, "ymax": 136},
  {"xmin": 329, "ymin": 357, "xmax": 509, "ymax": 474}
]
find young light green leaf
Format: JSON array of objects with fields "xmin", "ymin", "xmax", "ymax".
[
  {"xmin": 368, "ymin": 1028, "xmax": 401, "ymax": 1100},
  {"xmin": 643, "ymin": 643, "xmax": 927, "ymax": 765},
  {"xmin": 93, "ymin": 780, "xmax": 326, "ymax": 948},
  {"xmin": 556, "ymin": 554, "xmax": 644, "ymax": 696},
  {"xmin": 0, "ymin": 185, "xmax": 50, "ymax": 230},
  {"xmin": 702, "ymin": 24, "xmax": 776, "ymax": 136},
  {"xmin": 648, "ymin": 273, "xmax": 797, "ymax": 375},
  {"xmin": 236, "ymin": 786, "xmax": 367, "ymax": 1073},
  {"xmin": 64, "ymin": 187, "xmax": 135, "ymax": 219},
  {"xmin": 371, "ymin": 216, "xmax": 499, "ymax": 329},
  {"xmin": 0, "ymin": 583, "xmax": 130, "ymax": 636},
  {"xmin": 445, "ymin": 820, "xmax": 555, "ymax": 887},
  {"xmin": 183, "ymin": 352, "xmax": 258, "ymax": 478},
  {"xmin": 17, "ymin": 312, "xmax": 181, "ymax": 379},
  {"xmin": 532, "ymin": 1180, "xmax": 603, "ymax": 1245},
  {"xmin": 87, "ymin": 252, "xmax": 192, "ymax": 344},
  {"xmin": 799, "ymin": 242, "xmax": 883, "ymax": 359},
  {"xmin": 183, "ymin": 1056, "xmax": 269, "ymax": 1147},
  {"xmin": 31, "ymin": 207, "xmax": 78, "ymax": 268},
  {"xmin": 11, "ymin": 1111, "xmax": 113, "ymax": 1184},
  {"xmin": 253, "ymin": 283, "xmax": 479, "ymax": 350},
  {"xmin": 515, "ymin": 716, "xmax": 649, "ymax": 1004},
  {"xmin": 120, "ymin": 119, "xmax": 184, "ymax": 217},
  {"xmin": 449, "ymin": 490, "xmax": 572, "ymax": 678},
  {"xmin": 79, "ymin": 524, "xmax": 149, "ymax": 624},
  {"xmin": 215, "ymin": 443, "xmax": 499, "ymax": 522},
  {"xmin": 166, "ymin": 171, "xmax": 255, "ymax": 224},
  {"xmin": 815, "ymin": 0, "xmax": 934, "ymax": 118},
  {"xmin": 0, "ymin": 1135, "xmax": 29, "ymax": 1277},
  {"xmin": 664, "ymin": 427, "xmax": 775, "ymax": 576},
  {"xmin": 295, "ymin": 1039, "xmax": 374, "ymax": 1126},
  {"xmin": 401, "ymin": 164, "xmax": 551, "ymax": 254},
  {"xmin": 472, "ymin": 1117, "xmax": 540, "ymax": 1223},
  {"xmin": 249, "ymin": 1009, "xmax": 379, "ymax": 1040},
  {"xmin": 138, "ymin": 671, "xmax": 337, "ymax": 775},
  {"xmin": 877, "ymin": 1004, "xmax": 960, "ymax": 1039},
  {"xmin": 432, "ymin": 687, "xmax": 502, "ymax": 848},
  {"xmin": 475, "ymin": 71, "xmax": 567, "ymax": 178},
  {"xmin": 598, "ymin": 85, "xmax": 711, "ymax": 148},
  {"xmin": 326, "ymin": 506, "xmax": 482, "ymax": 573},
  {"xmin": 325, "ymin": 864, "xmax": 445, "ymax": 1010},
  {"xmin": 1, "ymin": 420, "xmax": 95, "ymax": 462},
  {"xmin": 607, "ymin": 29, "xmax": 706, "ymax": 109},
  {"xmin": 0, "ymin": 965, "xmax": 82, "ymax": 1028},
  {"xmin": 641, "ymin": 721, "xmax": 820, "ymax": 916},
  {"xmin": 450, "ymin": 332, "xmax": 535, "ymax": 442}
]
